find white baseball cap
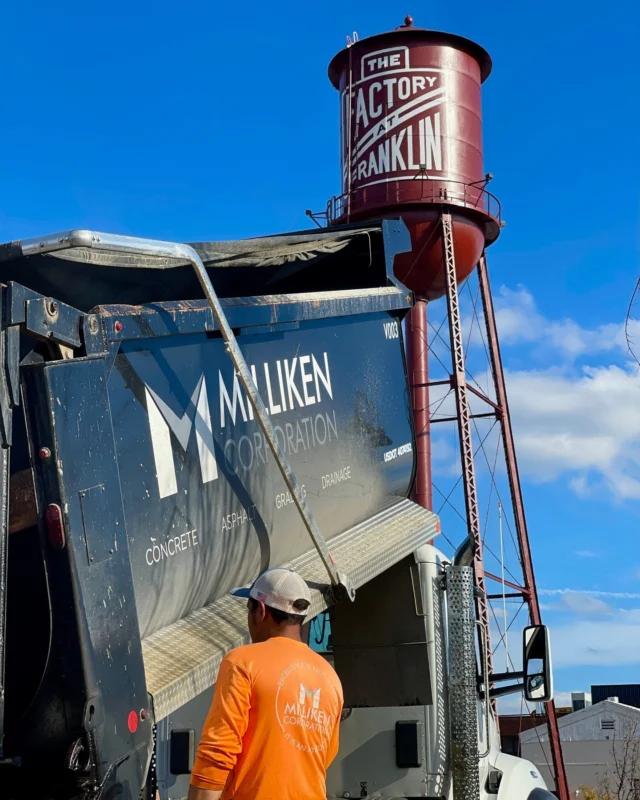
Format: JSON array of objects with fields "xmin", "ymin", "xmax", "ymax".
[{"xmin": 230, "ymin": 568, "xmax": 312, "ymax": 617}]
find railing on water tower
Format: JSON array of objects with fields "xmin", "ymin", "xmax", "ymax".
[{"xmin": 326, "ymin": 176, "xmax": 503, "ymax": 226}]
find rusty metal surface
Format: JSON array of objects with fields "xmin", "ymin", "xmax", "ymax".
[
  {"xmin": 328, "ymin": 24, "xmax": 492, "ymax": 85},
  {"xmin": 440, "ymin": 215, "xmax": 493, "ymax": 691},
  {"xmin": 0, "ymin": 220, "xmax": 410, "ymax": 312},
  {"xmin": 326, "ymin": 18, "xmax": 500, "ymax": 298},
  {"xmin": 328, "ymin": 22, "xmax": 490, "ymax": 211},
  {"xmin": 406, "ymin": 299, "xmax": 432, "ymax": 510},
  {"xmin": 93, "ymin": 286, "xmax": 411, "ymax": 342},
  {"xmin": 8, "ymin": 469, "xmax": 37, "ymax": 535}
]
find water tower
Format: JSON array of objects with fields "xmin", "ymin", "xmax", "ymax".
[
  {"xmin": 327, "ymin": 15, "xmax": 501, "ymax": 515},
  {"xmin": 326, "ymin": 17, "xmax": 569, "ymax": 800}
]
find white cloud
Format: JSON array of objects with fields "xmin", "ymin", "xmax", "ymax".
[
  {"xmin": 550, "ymin": 609, "xmax": 640, "ymax": 667},
  {"xmin": 497, "ymin": 693, "xmax": 535, "ymax": 714},
  {"xmin": 497, "ymin": 690, "xmax": 573, "ymax": 715},
  {"xmin": 574, "ymin": 550, "xmax": 599, "ymax": 558},
  {"xmin": 506, "ymin": 363, "xmax": 640, "ymax": 498},
  {"xmin": 490, "ymin": 287, "xmax": 640, "ymax": 496},
  {"xmin": 491, "ymin": 589, "xmax": 640, "ymax": 671},
  {"xmin": 430, "ymin": 434, "xmax": 459, "ymax": 475},
  {"xmin": 427, "ymin": 283, "xmax": 640, "ymax": 499},
  {"xmin": 494, "ymin": 286, "xmax": 627, "ymax": 358},
  {"xmin": 536, "ymin": 589, "xmax": 640, "ymax": 667},
  {"xmin": 553, "ymin": 691, "xmax": 574, "ymax": 708},
  {"xmin": 540, "ymin": 588, "xmax": 640, "ymax": 599},
  {"xmin": 569, "ymin": 476, "xmax": 591, "ymax": 497},
  {"xmin": 559, "ymin": 592, "xmax": 613, "ymax": 616}
]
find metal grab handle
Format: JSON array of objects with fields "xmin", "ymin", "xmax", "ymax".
[
  {"xmin": 476, "ymin": 619, "xmax": 492, "ymax": 758},
  {"xmin": 19, "ymin": 230, "xmax": 355, "ymax": 601}
]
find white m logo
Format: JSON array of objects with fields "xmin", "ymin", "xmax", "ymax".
[
  {"xmin": 299, "ymin": 684, "xmax": 321, "ymax": 709},
  {"xmin": 145, "ymin": 375, "xmax": 218, "ymax": 498}
]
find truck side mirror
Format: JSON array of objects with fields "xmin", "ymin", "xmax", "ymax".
[{"xmin": 523, "ymin": 624, "xmax": 553, "ymax": 702}]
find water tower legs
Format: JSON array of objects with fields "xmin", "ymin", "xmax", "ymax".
[
  {"xmin": 477, "ymin": 256, "xmax": 570, "ymax": 800},
  {"xmin": 441, "ymin": 213, "xmax": 494, "ymax": 688},
  {"xmin": 406, "ymin": 297, "xmax": 433, "ymax": 511}
]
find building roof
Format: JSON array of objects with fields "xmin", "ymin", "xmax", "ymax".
[
  {"xmin": 499, "ymin": 714, "xmax": 546, "ymax": 737},
  {"xmin": 592, "ymin": 684, "xmax": 640, "ymax": 690},
  {"xmin": 520, "ymin": 700, "xmax": 640, "ymax": 743},
  {"xmin": 592, "ymin": 684, "xmax": 640, "ymax": 707}
]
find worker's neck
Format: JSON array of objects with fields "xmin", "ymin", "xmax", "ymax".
[{"xmin": 265, "ymin": 625, "xmax": 303, "ymax": 643}]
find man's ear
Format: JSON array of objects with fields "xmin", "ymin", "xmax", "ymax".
[{"xmin": 257, "ymin": 600, "xmax": 267, "ymax": 622}]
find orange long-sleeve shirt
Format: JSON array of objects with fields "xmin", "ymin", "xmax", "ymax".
[{"xmin": 191, "ymin": 636, "xmax": 343, "ymax": 800}]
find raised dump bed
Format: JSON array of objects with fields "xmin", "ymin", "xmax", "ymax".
[{"xmin": 0, "ymin": 220, "xmax": 440, "ymax": 799}]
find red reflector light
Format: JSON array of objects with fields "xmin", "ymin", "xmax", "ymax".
[
  {"xmin": 45, "ymin": 504, "xmax": 66, "ymax": 550},
  {"xmin": 128, "ymin": 710, "xmax": 138, "ymax": 733}
]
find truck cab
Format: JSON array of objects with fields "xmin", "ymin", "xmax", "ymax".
[{"xmin": 322, "ymin": 542, "xmax": 553, "ymax": 800}]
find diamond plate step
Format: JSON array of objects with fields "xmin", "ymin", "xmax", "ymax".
[{"xmin": 142, "ymin": 498, "xmax": 440, "ymax": 721}]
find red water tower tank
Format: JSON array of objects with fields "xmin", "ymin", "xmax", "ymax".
[{"xmin": 327, "ymin": 16, "xmax": 501, "ymax": 299}]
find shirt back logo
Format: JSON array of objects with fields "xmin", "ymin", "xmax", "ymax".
[
  {"xmin": 299, "ymin": 683, "xmax": 321, "ymax": 709},
  {"xmin": 275, "ymin": 662, "xmax": 336, "ymax": 754}
]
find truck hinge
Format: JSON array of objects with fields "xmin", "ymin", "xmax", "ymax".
[{"xmin": 6, "ymin": 282, "xmax": 107, "ymax": 360}]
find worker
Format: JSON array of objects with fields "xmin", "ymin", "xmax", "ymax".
[{"xmin": 188, "ymin": 567, "xmax": 344, "ymax": 800}]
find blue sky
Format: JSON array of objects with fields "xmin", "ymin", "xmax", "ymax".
[{"xmin": 2, "ymin": 1, "xmax": 639, "ymax": 705}]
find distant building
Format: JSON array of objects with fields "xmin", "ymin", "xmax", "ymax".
[
  {"xmin": 520, "ymin": 699, "xmax": 640, "ymax": 795},
  {"xmin": 500, "ymin": 711, "xmax": 571, "ymax": 757},
  {"xmin": 592, "ymin": 684, "xmax": 640, "ymax": 709},
  {"xmin": 572, "ymin": 691, "xmax": 592, "ymax": 712},
  {"xmin": 500, "ymin": 714, "xmax": 546, "ymax": 757}
]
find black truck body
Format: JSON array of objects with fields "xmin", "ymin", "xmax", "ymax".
[{"xmin": 0, "ymin": 220, "xmax": 439, "ymax": 799}]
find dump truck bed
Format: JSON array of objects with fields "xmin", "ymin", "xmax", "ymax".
[{"xmin": 0, "ymin": 220, "xmax": 440, "ymax": 800}]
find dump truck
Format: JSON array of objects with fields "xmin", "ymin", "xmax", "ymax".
[{"xmin": 0, "ymin": 221, "xmax": 554, "ymax": 800}]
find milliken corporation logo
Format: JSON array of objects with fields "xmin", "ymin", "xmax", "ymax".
[
  {"xmin": 145, "ymin": 376, "xmax": 217, "ymax": 499},
  {"xmin": 275, "ymin": 662, "xmax": 336, "ymax": 755},
  {"xmin": 143, "ymin": 352, "xmax": 334, "ymax": 499}
]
